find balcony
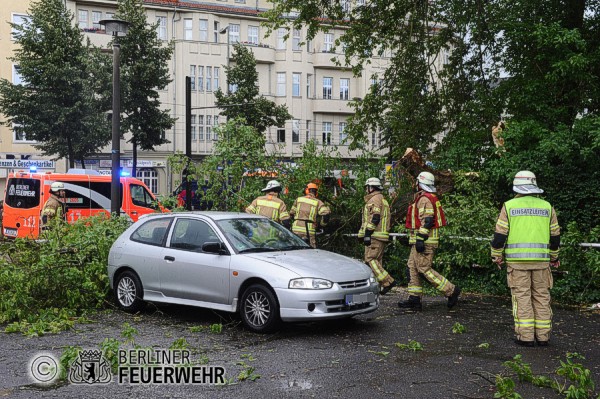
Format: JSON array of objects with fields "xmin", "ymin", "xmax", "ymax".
[
  {"xmin": 311, "ymin": 97, "xmax": 355, "ymax": 114},
  {"xmin": 312, "ymin": 50, "xmax": 347, "ymax": 70},
  {"xmin": 242, "ymin": 42, "xmax": 275, "ymax": 64}
]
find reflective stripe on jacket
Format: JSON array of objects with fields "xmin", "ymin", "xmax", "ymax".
[
  {"xmin": 407, "ymin": 193, "xmax": 444, "ymax": 245},
  {"xmin": 245, "ymin": 192, "xmax": 290, "ymax": 223},
  {"xmin": 505, "ymin": 196, "xmax": 552, "ymax": 261},
  {"xmin": 358, "ymin": 192, "xmax": 390, "ymax": 241},
  {"xmin": 290, "ymin": 195, "xmax": 330, "ymax": 235}
]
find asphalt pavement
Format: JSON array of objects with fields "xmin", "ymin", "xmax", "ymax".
[{"xmin": 0, "ymin": 289, "xmax": 598, "ymax": 398}]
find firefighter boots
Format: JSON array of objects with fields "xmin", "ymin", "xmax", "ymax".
[
  {"xmin": 398, "ymin": 295, "xmax": 422, "ymax": 311},
  {"xmin": 447, "ymin": 286, "xmax": 461, "ymax": 308}
]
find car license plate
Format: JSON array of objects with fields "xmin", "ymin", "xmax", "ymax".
[
  {"xmin": 345, "ymin": 292, "xmax": 375, "ymax": 306},
  {"xmin": 3, "ymin": 227, "xmax": 18, "ymax": 238}
]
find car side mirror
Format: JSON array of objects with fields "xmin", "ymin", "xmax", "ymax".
[{"xmin": 201, "ymin": 241, "xmax": 227, "ymax": 255}]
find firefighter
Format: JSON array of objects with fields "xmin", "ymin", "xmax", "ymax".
[
  {"xmin": 358, "ymin": 177, "xmax": 396, "ymax": 295},
  {"xmin": 40, "ymin": 182, "xmax": 66, "ymax": 229},
  {"xmin": 399, "ymin": 171, "xmax": 460, "ymax": 310},
  {"xmin": 289, "ymin": 183, "xmax": 331, "ymax": 248},
  {"xmin": 491, "ymin": 171, "xmax": 560, "ymax": 347},
  {"xmin": 245, "ymin": 180, "xmax": 291, "ymax": 228}
]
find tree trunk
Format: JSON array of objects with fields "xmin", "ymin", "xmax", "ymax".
[
  {"xmin": 67, "ymin": 136, "xmax": 74, "ymax": 169},
  {"xmin": 132, "ymin": 139, "xmax": 137, "ymax": 179},
  {"xmin": 80, "ymin": 158, "xmax": 86, "ymax": 169}
]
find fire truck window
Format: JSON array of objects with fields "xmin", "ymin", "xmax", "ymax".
[
  {"xmin": 62, "ymin": 181, "xmax": 90, "ymax": 208},
  {"xmin": 5, "ymin": 178, "xmax": 41, "ymax": 209},
  {"xmin": 130, "ymin": 184, "xmax": 157, "ymax": 209}
]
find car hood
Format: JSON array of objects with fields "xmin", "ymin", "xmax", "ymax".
[{"xmin": 242, "ymin": 250, "xmax": 371, "ymax": 282}]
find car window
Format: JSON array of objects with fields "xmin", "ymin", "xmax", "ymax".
[
  {"xmin": 130, "ymin": 218, "xmax": 172, "ymax": 246},
  {"xmin": 170, "ymin": 218, "xmax": 220, "ymax": 252},
  {"xmin": 217, "ymin": 218, "xmax": 309, "ymax": 252}
]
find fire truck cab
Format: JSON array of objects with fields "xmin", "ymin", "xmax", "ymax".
[{"xmin": 2, "ymin": 169, "xmax": 164, "ymax": 239}]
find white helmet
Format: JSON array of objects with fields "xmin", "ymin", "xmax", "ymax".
[
  {"xmin": 50, "ymin": 182, "xmax": 65, "ymax": 193},
  {"xmin": 513, "ymin": 170, "xmax": 543, "ymax": 194},
  {"xmin": 364, "ymin": 177, "xmax": 383, "ymax": 190},
  {"xmin": 262, "ymin": 180, "xmax": 282, "ymax": 192},
  {"xmin": 417, "ymin": 171, "xmax": 436, "ymax": 193}
]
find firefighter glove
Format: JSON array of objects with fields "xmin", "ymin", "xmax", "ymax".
[
  {"xmin": 363, "ymin": 235, "xmax": 372, "ymax": 246},
  {"xmin": 492, "ymin": 256, "xmax": 504, "ymax": 269},
  {"xmin": 415, "ymin": 233, "xmax": 427, "ymax": 253},
  {"xmin": 550, "ymin": 259, "xmax": 560, "ymax": 268}
]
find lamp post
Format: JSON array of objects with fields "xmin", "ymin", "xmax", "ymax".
[
  {"xmin": 219, "ymin": 26, "xmax": 230, "ymax": 90},
  {"xmin": 100, "ymin": 19, "xmax": 129, "ymax": 216}
]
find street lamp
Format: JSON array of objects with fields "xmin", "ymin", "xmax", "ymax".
[
  {"xmin": 100, "ymin": 19, "xmax": 129, "ymax": 216},
  {"xmin": 219, "ymin": 26, "xmax": 231, "ymax": 90}
]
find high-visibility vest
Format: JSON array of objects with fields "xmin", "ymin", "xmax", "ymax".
[
  {"xmin": 505, "ymin": 196, "xmax": 552, "ymax": 262},
  {"xmin": 405, "ymin": 192, "xmax": 447, "ymax": 229}
]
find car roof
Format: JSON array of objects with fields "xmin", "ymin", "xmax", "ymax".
[{"xmin": 139, "ymin": 211, "xmax": 263, "ymax": 222}]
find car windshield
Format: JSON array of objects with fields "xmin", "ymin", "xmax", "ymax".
[{"xmin": 216, "ymin": 218, "xmax": 310, "ymax": 253}]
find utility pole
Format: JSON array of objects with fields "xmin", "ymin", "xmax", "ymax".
[{"xmin": 185, "ymin": 76, "xmax": 192, "ymax": 211}]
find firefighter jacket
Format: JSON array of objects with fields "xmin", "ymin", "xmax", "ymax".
[
  {"xmin": 289, "ymin": 193, "xmax": 331, "ymax": 236},
  {"xmin": 358, "ymin": 191, "xmax": 390, "ymax": 242},
  {"xmin": 40, "ymin": 194, "xmax": 65, "ymax": 227},
  {"xmin": 406, "ymin": 191, "xmax": 445, "ymax": 246},
  {"xmin": 492, "ymin": 195, "xmax": 560, "ymax": 270},
  {"xmin": 245, "ymin": 192, "xmax": 290, "ymax": 224}
]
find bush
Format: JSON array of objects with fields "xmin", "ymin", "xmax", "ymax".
[{"xmin": 0, "ymin": 215, "xmax": 129, "ymax": 335}]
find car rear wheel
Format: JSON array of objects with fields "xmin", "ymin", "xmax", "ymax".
[
  {"xmin": 114, "ymin": 271, "xmax": 146, "ymax": 313},
  {"xmin": 240, "ymin": 284, "xmax": 281, "ymax": 333}
]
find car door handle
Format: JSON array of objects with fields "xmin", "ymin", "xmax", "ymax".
[{"xmin": 164, "ymin": 256, "xmax": 175, "ymax": 262}]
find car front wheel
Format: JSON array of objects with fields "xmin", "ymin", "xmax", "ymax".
[
  {"xmin": 114, "ymin": 271, "xmax": 146, "ymax": 313},
  {"xmin": 240, "ymin": 284, "xmax": 281, "ymax": 333}
]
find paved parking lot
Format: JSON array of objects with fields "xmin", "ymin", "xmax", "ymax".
[{"xmin": 0, "ymin": 289, "xmax": 598, "ymax": 398}]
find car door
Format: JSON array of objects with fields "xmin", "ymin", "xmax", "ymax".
[{"xmin": 160, "ymin": 217, "xmax": 231, "ymax": 304}]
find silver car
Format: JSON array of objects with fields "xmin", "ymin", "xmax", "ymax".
[{"xmin": 107, "ymin": 212, "xmax": 379, "ymax": 333}]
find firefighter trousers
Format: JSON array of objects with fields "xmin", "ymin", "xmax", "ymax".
[
  {"xmin": 296, "ymin": 232, "xmax": 316, "ymax": 248},
  {"xmin": 406, "ymin": 245, "xmax": 455, "ymax": 297},
  {"xmin": 507, "ymin": 266, "xmax": 553, "ymax": 342},
  {"xmin": 364, "ymin": 239, "xmax": 394, "ymax": 288}
]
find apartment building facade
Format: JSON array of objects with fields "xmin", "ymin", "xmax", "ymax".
[{"xmin": 0, "ymin": 0, "xmax": 413, "ymax": 196}]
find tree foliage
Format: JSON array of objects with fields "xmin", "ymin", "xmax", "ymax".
[
  {"xmin": 215, "ymin": 43, "xmax": 291, "ymax": 133},
  {"xmin": 116, "ymin": 0, "xmax": 175, "ymax": 176},
  {"xmin": 0, "ymin": 0, "xmax": 111, "ymax": 167}
]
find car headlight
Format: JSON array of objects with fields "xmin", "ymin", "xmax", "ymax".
[
  {"xmin": 369, "ymin": 274, "xmax": 377, "ymax": 284},
  {"xmin": 289, "ymin": 278, "xmax": 333, "ymax": 290}
]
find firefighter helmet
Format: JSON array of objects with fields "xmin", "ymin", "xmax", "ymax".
[
  {"xmin": 262, "ymin": 180, "xmax": 282, "ymax": 192},
  {"xmin": 305, "ymin": 182, "xmax": 319, "ymax": 195},
  {"xmin": 364, "ymin": 177, "xmax": 383, "ymax": 190},
  {"xmin": 417, "ymin": 171, "xmax": 436, "ymax": 193},
  {"xmin": 513, "ymin": 170, "xmax": 543, "ymax": 194},
  {"xmin": 50, "ymin": 182, "xmax": 65, "ymax": 193}
]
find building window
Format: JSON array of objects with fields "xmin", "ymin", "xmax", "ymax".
[
  {"xmin": 213, "ymin": 21, "xmax": 220, "ymax": 43},
  {"xmin": 340, "ymin": 78, "xmax": 350, "ymax": 100},
  {"xmin": 207, "ymin": 126, "xmax": 213, "ymax": 141},
  {"xmin": 292, "ymin": 120, "xmax": 300, "ymax": 143},
  {"xmin": 292, "ymin": 29, "xmax": 301, "ymax": 51},
  {"xmin": 292, "ymin": 73, "xmax": 301, "ymax": 97},
  {"xmin": 307, "ymin": 39, "xmax": 312, "ymax": 53},
  {"xmin": 324, "ymin": 33, "xmax": 333, "ymax": 52},
  {"xmin": 198, "ymin": 66, "xmax": 204, "ymax": 92},
  {"xmin": 13, "ymin": 124, "xmax": 31, "ymax": 142},
  {"xmin": 78, "ymin": 10, "xmax": 88, "ymax": 29},
  {"xmin": 339, "ymin": 122, "xmax": 347, "ymax": 144},
  {"xmin": 213, "ymin": 116, "xmax": 219, "ymax": 140},
  {"xmin": 277, "ymin": 128, "xmax": 286, "ymax": 143},
  {"xmin": 199, "ymin": 115, "xmax": 204, "ymax": 140},
  {"xmin": 137, "ymin": 168, "xmax": 158, "ymax": 194},
  {"xmin": 322, "ymin": 122, "xmax": 332, "ymax": 145},
  {"xmin": 341, "ymin": 0, "xmax": 350, "ymax": 13},
  {"xmin": 12, "ymin": 65, "xmax": 24, "ymax": 85},
  {"xmin": 213, "ymin": 67, "xmax": 220, "ymax": 91},
  {"xmin": 307, "ymin": 74, "xmax": 312, "ymax": 98},
  {"xmin": 443, "ymin": 49, "xmax": 450, "ymax": 65},
  {"xmin": 248, "ymin": 26, "xmax": 259, "ymax": 45},
  {"xmin": 206, "ymin": 66, "xmax": 212, "ymax": 91},
  {"xmin": 92, "ymin": 11, "xmax": 102, "ymax": 30},
  {"xmin": 199, "ymin": 19, "xmax": 208, "ymax": 41},
  {"xmin": 190, "ymin": 65, "xmax": 196, "ymax": 90},
  {"xmin": 157, "ymin": 16, "xmax": 167, "ymax": 40},
  {"xmin": 229, "ymin": 24, "xmax": 240, "ymax": 43},
  {"xmin": 12, "ymin": 14, "xmax": 30, "ymax": 39},
  {"xmin": 106, "ymin": 12, "xmax": 115, "ymax": 19},
  {"xmin": 306, "ymin": 120, "xmax": 311, "ymax": 142},
  {"xmin": 277, "ymin": 28, "xmax": 286, "ymax": 50},
  {"xmin": 184, "ymin": 18, "xmax": 193, "ymax": 40},
  {"xmin": 235, "ymin": 0, "xmax": 246, "ymax": 3},
  {"xmin": 323, "ymin": 77, "xmax": 332, "ymax": 100},
  {"xmin": 277, "ymin": 72, "xmax": 286, "ymax": 96},
  {"xmin": 191, "ymin": 115, "xmax": 197, "ymax": 140}
]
